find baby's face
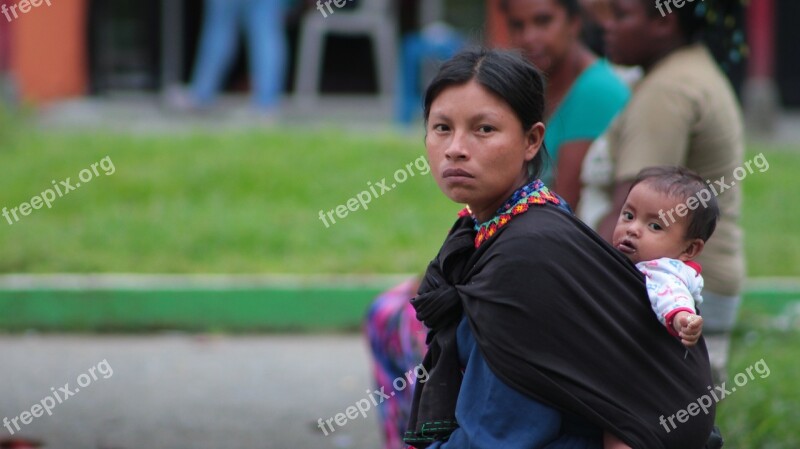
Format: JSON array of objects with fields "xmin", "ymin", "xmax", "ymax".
[{"xmin": 612, "ymin": 182, "xmax": 694, "ymax": 264}]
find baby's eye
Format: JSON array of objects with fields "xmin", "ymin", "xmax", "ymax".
[
  {"xmin": 649, "ymin": 222, "xmax": 664, "ymax": 231},
  {"xmin": 621, "ymin": 211, "xmax": 633, "ymax": 220}
]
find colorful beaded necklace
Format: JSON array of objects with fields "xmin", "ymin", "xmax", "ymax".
[{"xmin": 459, "ymin": 179, "xmax": 562, "ymax": 248}]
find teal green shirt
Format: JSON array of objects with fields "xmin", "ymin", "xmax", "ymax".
[{"xmin": 542, "ymin": 59, "xmax": 630, "ymax": 184}]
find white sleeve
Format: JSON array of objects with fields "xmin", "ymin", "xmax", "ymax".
[{"xmin": 636, "ymin": 258, "xmax": 701, "ymax": 327}]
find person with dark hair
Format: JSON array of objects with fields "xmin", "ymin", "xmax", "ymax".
[
  {"xmin": 614, "ymin": 167, "xmax": 719, "ymax": 346},
  {"xmin": 598, "ymin": 0, "xmax": 747, "ymax": 383},
  {"xmin": 499, "ymin": 0, "xmax": 630, "ymax": 209},
  {"xmin": 605, "ymin": 166, "xmax": 721, "ymax": 449},
  {"xmin": 366, "ymin": 4, "xmax": 630, "ymax": 447},
  {"xmin": 404, "ymin": 47, "xmax": 716, "ymax": 449}
]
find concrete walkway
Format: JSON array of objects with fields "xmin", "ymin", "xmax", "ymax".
[
  {"xmin": 35, "ymin": 95, "xmax": 404, "ymax": 136},
  {"xmin": 0, "ymin": 334, "xmax": 384, "ymax": 449},
  {"xmin": 31, "ymin": 94, "xmax": 800, "ymax": 145}
]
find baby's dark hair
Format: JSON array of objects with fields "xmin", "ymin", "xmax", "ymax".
[{"xmin": 630, "ymin": 166, "xmax": 719, "ymax": 242}]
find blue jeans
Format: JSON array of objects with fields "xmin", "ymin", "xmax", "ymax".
[{"xmin": 190, "ymin": 0, "xmax": 287, "ymax": 110}]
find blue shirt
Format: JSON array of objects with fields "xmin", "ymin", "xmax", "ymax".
[{"xmin": 427, "ymin": 318, "xmax": 602, "ymax": 449}]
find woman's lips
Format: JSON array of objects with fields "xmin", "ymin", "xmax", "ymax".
[{"xmin": 442, "ymin": 168, "xmax": 474, "ymax": 179}]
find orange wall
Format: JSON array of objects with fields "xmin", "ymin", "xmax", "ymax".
[{"xmin": 9, "ymin": 0, "xmax": 88, "ymax": 103}]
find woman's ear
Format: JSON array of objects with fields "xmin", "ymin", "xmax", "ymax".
[
  {"xmin": 679, "ymin": 238, "xmax": 705, "ymax": 262},
  {"xmin": 525, "ymin": 122, "xmax": 546, "ymax": 161}
]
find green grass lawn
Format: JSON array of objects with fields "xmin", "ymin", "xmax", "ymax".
[
  {"xmin": 0, "ymin": 119, "xmax": 797, "ymax": 275},
  {"xmin": 717, "ymin": 324, "xmax": 800, "ymax": 448},
  {"xmin": 0, "ymin": 125, "xmax": 450, "ymax": 273}
]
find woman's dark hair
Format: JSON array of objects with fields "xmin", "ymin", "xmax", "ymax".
[
  {"xmin": 499, "ymin": 0, "xmax": 581, "ymax": 17},
  {"xmin": 646, "ymin": 0, "xmax": 747, "ymax": 84},
  {"xmin": 423, "ymin": 48, "xmax": 549, "ymax": 180},
  {"xmin": 630, "ymin": 166, "xmax": 720, "ymax": 242}
]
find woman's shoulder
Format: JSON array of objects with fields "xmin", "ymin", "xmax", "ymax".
[
  {"xmin": 571, "ymin": 59, "xmax": 630, "ymax": 102},
  {"xmin": 500, "ymin": 204, "xmax": 598, "ymax": 248},
  {"xmin": 476, "ymin": 204, "xmax": 643, "ymax": 289},
  {"xmin": 500, "ymin": 204, "xmax": 637, "ymax": 268},
  {"xmin": 641, "ymin": 44, "xmax": 729, "ymax": 96},
  {"xmin": 582, "ymin": 59, "xmax": 629, "ymax": 87},
  {"xmin": 559, "ymin": 60, "xmax": 630, "ymax": 131}
]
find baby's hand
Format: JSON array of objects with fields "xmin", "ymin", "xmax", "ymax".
[{"xmin": 673, "ymin": 311, "xmax": 703, "ymax": 347}]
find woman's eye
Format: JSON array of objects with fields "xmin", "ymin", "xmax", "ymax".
[
  {"xmin": 649, "ymin": 223, "xmax": 663, "ymax": 231},
  {"xmin": 432, "ymin": 124, "xmax": 449, "ymax": 132},
  {"xmin": 477, "ymin": 125, "xmax": 494, "ymax": 134}
]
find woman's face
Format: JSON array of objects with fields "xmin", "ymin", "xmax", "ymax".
[
  {"xmin": 505, "ymin": 0, "xmax": 580, "ymax": 73},
  {"xmin": 425, "ymin": 80, "xmax": 544, "ymax": 221},
  {"xmin": 580, "ymin": 0, "xmax": 612, "ymax": 25},
  {"xmin": 605, "ymin": 0, "xmax": 659, "ymax": 66}
]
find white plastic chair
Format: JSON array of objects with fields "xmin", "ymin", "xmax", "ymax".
[{"xmin": 294, "ymin": 0, "xmax": 398, "ymax": 106}]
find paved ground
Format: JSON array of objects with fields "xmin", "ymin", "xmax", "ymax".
[
  {"xmin": 0, "ymin": 334, "xmax": 385, "ymax": 449},
  {"xmin": 31, "ymin": 94, "xmax": 800, "ymax": 146},
  {"xmin": 35, "ymin": 95, "xmax": 405, "ymax": 136}
]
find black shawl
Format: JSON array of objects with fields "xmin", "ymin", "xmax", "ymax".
[{"xmin": 405, "ymin": 204, "xmax": 715, "ymax": 449}]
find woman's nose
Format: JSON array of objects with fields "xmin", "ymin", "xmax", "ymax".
[
  {"xmin": 522, "ymin": 26, "xmax": 541, "ymax": 47},
  {"xmin": 444, "ymin": 132, "xmax": 469, "ymax": 161}
]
